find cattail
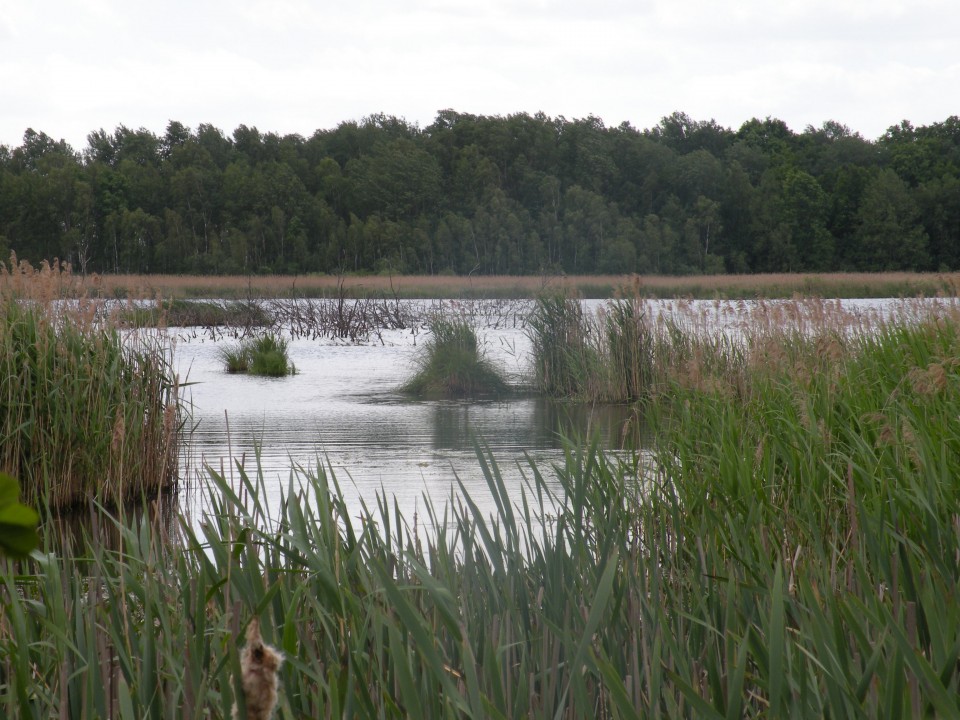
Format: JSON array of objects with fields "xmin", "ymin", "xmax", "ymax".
[{"xmin": 233, "ymin": 619, "xmax": 284, "ymax": 720}]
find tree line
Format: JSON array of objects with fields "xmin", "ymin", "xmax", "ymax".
[{"xmin": 1, "ymin": 110, "xmax": 959, "ymax": 276}]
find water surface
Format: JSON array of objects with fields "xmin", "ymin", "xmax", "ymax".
[
  {"xmin": 176, "ymin": 315, "xmax": 640, "ymax": 525},
  {"xmin": 175, "ymin": 295, "xmax": 937, "ymax": 526}
]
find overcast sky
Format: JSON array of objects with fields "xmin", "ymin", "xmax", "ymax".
[{"xmin": 1, "ymin": 0, "xmax": 958, "ymax": 151}]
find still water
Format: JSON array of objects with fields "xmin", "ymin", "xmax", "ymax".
[
  {"xmin": 174, "ymin": 309, "xmax": 641, "ymax": 525},
  {"xmin": 173, "ymin": 295, "xmax": 937, "ymax": 526}
]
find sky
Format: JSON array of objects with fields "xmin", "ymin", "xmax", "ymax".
[{"xmin": 1, "ymin": 0, "xmax": 958, "ymax": 151}]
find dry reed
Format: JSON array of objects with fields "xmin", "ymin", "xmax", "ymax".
[
  {"xmin": 9, "ymin": 267, "xmax": 959, "ymax": 301},
  {"xmin": 528, "ymin": 291, "xmax": 960, "ymax": 403},
  {"xmin": 0, "ymin": 255, "xmax": 183, "ymax": 510}
]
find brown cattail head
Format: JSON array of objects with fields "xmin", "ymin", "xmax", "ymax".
[{"xmin": 234, "ymin": 618, "xmax": 284, "ymax": 720}]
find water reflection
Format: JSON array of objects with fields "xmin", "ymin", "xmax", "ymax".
[
  {"xmin": 174, "ymin": 320, "xmax": 648, "ymax": 525},
  {"xmin": 427, "ymin": 398, "xmax": 644, "ymax": 451},
  {"xmin": 37, "ymin": 488, "xmax": 183, "ymax": 557},
  {"xmin": 532, "ymin": 398, "xmax": 646, "ymax": 450}
]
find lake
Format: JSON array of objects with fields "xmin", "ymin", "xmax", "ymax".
[
  {"xmin": 174, "ymin": 300, "xmax": 643, "ymax": 527},
  {"xmin": 172, "ymin": 295, "xmax": 943, "ymax": 527}
]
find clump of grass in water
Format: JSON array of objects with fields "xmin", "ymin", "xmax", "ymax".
[
  {"xmin": 400, "ymin": 316, "xmax": 509, "ymax": 398},
  {"xmin": 219, "ymin": 332, "xmax": 296, "ymax": 377},
  {"xmin": 220, "ymin": 343, "xmax": 250, "ymax": 373},
  {"xmin": 249, "ymin": 334, "xmax": 295, "ymax": 377}
]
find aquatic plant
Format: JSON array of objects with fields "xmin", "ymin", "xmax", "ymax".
[
  {"xmin": 526, "ymin": 293, "xmax": 597, "ymax": 397},
  {"xmin": 220, "ymin": 344, "xmax": 250, "ymax": 373},
  {"xmin": 4, "ymin": 309, "xmax": 960, "ymax": 716},
  {"xmin": 248, "ymin": 334, "xmax": 295, "ymax": 377},
  {"xmin": 0, "ymin": 298, "xmax": 182, "ymax": 511},
  {"xmin": 400, "ymin": 316, "xmax": 509, "ymax": 397},
  {"xmin": 219, "ymin": 332, "xmax": 296, "ymax": 377},
  {"xmin": 527, "ymin": 292, "xmax": 656, "ymax": 401},
  {"xmin": 602, "ymin": 297, "xmax": 653, "ymax": 401}
]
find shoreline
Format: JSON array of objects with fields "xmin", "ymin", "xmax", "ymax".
[{"xmin": 37, "ymin": 270, "xmax": 960, "ymax": 300}]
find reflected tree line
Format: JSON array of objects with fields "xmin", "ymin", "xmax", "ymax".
[{"xmin": 2, "ymin": 110, "xmax": 959, "ymax": 276}]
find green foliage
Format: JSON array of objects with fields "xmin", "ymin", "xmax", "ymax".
[
  {"xmin": 3, "ymin": 314, "xmax": 960, "ymax": 716},
  {"xmin": 604, "ymin": 298, "xmax": 652, "ymax": 400},
  {"xmin": 638, "ymin": 315, "xmax": 960, "ymax": 716},
  {"xmin": 0, "ymin": 473, "xmax": 38, "ymax": 558},
  {"xmin": 248, "ymin": 334, "xmax": 294, "ymax": 377},
  {"xmin": 218, "ymin": 332, "xmax": 295, "ymax": 377},
  {"xmin": 400, "ymin": 316, "xmax": 509, "ymax": 397},
  {"xmin": 527, "ymin": 293, "xmax": 653, "ymax": 401},
  {"xmin": 219, "ymin": 344, "xmax": 249, "ymax": 373},
  {"xmin": 0, "ymin": 301, "xmax": 181, "ymax": 510},
  {"xmin": 526, "ymin": 293, "xmax": 596, "ymax": 397},
  {"xmin": 3, "ymin": 112, "xmax": 960, "ymax": 277}
]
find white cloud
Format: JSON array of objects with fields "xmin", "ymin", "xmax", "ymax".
[{"xmin": 1, "ymin": 0, "xmax": 958, "ymax": 149}]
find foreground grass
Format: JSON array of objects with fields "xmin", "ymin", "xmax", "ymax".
[{"xmin": 4, "ymin": 311, "xmax": 960, "ymax": 717}]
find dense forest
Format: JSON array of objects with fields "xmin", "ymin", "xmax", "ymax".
[{"xmin": 1, "ymin": 111, "xmax": 959, "ymax": 276}]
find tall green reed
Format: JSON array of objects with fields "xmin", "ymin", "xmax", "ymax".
[
  {"xmin": 526, "ymin": 294, "xmax": 598, "ymax": 398},
  {"xmin": 642, "ymin": 313, "xmax": 960, "ymax": 717},
  {"xmin": 4, "ymin": 300, "xmax": 960, "ymax": 717},
  {"xmin": 527, "ymin": 293, "xmax": 654, "ymax": 401},
  {"xmin": 0, "ymin": 300, "xmax": 182, "ymax": 510}
]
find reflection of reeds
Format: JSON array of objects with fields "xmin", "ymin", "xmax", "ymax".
[{"xmin": 0, "ymin": 256, "xmax": 182, "ymax": 510}]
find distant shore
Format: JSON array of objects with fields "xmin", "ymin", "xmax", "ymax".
[{"xmin": 58, "ymin": 271, "xmax": 960, "ymax": 300}]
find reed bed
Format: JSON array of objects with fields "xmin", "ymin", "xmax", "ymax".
[
  {"xmin": 9, "ymin": 263, "xmax": 960, "ymax": 301},
  {"xmin": 527, "ymin": 291, "xmax": 960, "ymax": 403},
  {"xmin": 3, "ymin": 304, "xmax": 960, "ymax": 716},
  {"xmin": 0, "ymin": 258, "xmax": 183, "ymax": 511},
  {"xmin": 640, "ymin": 313, "xmax": 960, "ymax": 717},
  {"xmin": 115, "ymin": 299, "xmax": 273, "ymax": 330}
]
